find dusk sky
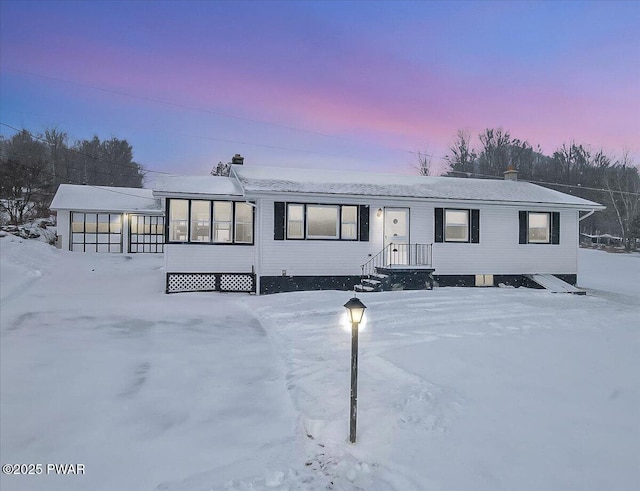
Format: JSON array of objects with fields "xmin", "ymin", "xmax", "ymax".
[{"xmin": 1, "ymin": 0, "xmax": 639, "ymax": 180}]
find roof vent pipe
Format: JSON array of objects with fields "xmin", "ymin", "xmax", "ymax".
[
  {"xmin": 231, "ymin": 154, "xmax": 244, "ymax": 165},
  {"xmin": 504, "ymin": 165, "xmax": 518, "ymax": 181}
]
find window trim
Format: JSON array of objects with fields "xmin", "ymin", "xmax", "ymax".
[
  {"xmin": 444, "ymin": 208, "xmax": 470, "ymax": 243},
  {"xmin": 527, "ymin": 211, "xmax": 551, "ymax": 244},
  {"xmin": 286, "ymin": 203, "xmax": 305, "ymax": 240},
  {"xmin": 234, "ymin": 202, "xmax": 254, "ymax": 244},
  {"xmin": 70, "ymin": 211, "xmax": 123, "ymax": 253},
  {"xmin": 166, "ymin": 198, "xmax": 255, "ymax": 245},
  {"xmin": 306, "ymin": 204, "xmax": 340, "ymax": 240},
  {"xmin": 129, "ymin": 214, "xmax": 164, "ymax": 253},
  {"xmin": 284, "ymin": 203, "xmax": 361, "ymax": 241}
]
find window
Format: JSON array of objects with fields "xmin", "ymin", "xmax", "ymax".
[
  {"xmin": 519, "ymin": 211, "xmax": 559, "ymax": 244},
  {"xmin": 287, "ymin": 204, "xmax": 304, "ymax": 239},
  {"xmin": 71, "ymin": 212, "xmax": 122, "ymax": 252},
  {"xmin": 445, "ymin": 209, "xmax": 469, "ymax": 242},
  {"xmin": 190, "ymin": 200, "xmax": 211, "ymax": 242},
  {"xmin": 213, "ymin": 201, "xmax": 233, "ymax": 242},
  {"xmin": 528, "ymin": 212, "xmax": 550, "ymax": 243},
  {"xmin": 307, "ymin": 205, "xmax": 339, "ymax": 239},
  {"xmin": 341, "ymin": 206, "xmax": 358, "ymax": 240},
  {"xmin": 169, "ymin": 199, "xmax": 189, "ymax": 242},
  {"xmin": 130, "ymin": 215, "xmax": 164, "ymax": 253},
  {"xmin": 167, "ymin": 199, "xmax": 253, "ymax": 244},
  {"xmin": 435, "ymin": 208, "xmax": 479, "ymax": 243},
  {"xmin": 277, "ymin": 203, "xmax": 367, "ymax": 241},
  {"xmin": 234, "ymin": 202, "xmax": 253, "ymax": 244}
]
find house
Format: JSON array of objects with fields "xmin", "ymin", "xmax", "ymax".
[
  {"xmin": 151, "ymin": 162, "xmax": 605, "ymax": 294},
  {"xmin": 50, "ymin": 184, "xmax": 164, "ymax": 253}
]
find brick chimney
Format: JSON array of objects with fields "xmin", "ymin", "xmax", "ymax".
[
  {"xmin": 231, "ymin": 154, "xmax": 244, "ymax": 165},
  {"xmin": 503, "ymin": 165, "xmax": 518, "ymax": 181}
]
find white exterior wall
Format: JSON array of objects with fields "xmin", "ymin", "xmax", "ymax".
[
  {"xmin": 259, "ymin": 196, "xmax": 430, "ymax": 277},
  {"xmin": 432, "ymin": 206, "xmax": 578, "ymax": 275},
  {"xmin": 256, "ymin": 194, "xmax": 580, "ymax": 277},
  {"xmin": 165, "ymin": 244, "xmax": 256, "ymax": 273},
  {"xmin": 56, "ymin": 210, "xmax": 70, "ymax": 250}
]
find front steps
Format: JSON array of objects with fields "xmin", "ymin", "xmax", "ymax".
[{"xmin": 354, "ymin": 267, "xmax": 435, "ymax": 293}]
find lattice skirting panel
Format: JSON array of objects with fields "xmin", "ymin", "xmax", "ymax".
[{"xmin": 167, "ymin": 273, "xmax": 256, "ymax": 293}]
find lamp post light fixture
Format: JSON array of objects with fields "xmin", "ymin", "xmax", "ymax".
[{"xmin": 344, "ymin": 296, "xmax": 367, "ymax": 444}]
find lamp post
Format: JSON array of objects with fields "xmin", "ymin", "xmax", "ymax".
[{"xmin": 344, "ymin": 296, "xmax": 367, "ymax": 444}]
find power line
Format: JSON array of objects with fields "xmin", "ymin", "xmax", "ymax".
[
  {"xmin": 0, "ymin": 66, "xmax": 450, "ymax": 162},
  {"xmin": 445, "ymin": 170, "xmax": 640, "ymax": 197}
]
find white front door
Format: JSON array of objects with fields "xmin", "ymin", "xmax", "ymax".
[{"xmin": 384, "ymin": 207, "xmax": 410, "ymax": 265}]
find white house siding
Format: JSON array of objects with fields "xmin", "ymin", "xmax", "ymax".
[
  {"xmin": 258, "ymin": 195, "xmax": 431, "ymax": 277},
  {"xmin": 256, "ymin": 194, "xmax": 580, "ymax": 278},
  {"xmin": 56, "ymin": 210, "xmax": 70, "ymax": 250},
  {"xmin": 165, "ymin": 244, "xmax": 256, "ymax": 274},
  {"xmin": 432, "ymin": 206, "xmax": 578, "ymax": 275}
]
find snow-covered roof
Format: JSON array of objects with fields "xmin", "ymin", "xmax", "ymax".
[
  {"xmin": 50, "ymin": 184, "xmax": 162, "ymax": 213},
  {"xmin": 152, "ymin": 175, "xmax": 243, "ymax": 197},
  {"xmin": 233, "ymin": 166, "xmax": 604, "ymax": 208}
]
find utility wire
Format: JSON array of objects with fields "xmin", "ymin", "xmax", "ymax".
[
  {"xmin": 3, "ymin": 121, "xmax": 638, "ymax": 198},
  {"xmin": 1, "ymin": 66, "xmax": 452, "ymax": 162},
  {"xmin": 445, "ymin": 170, "xmax": 640, "ymax": 197}
]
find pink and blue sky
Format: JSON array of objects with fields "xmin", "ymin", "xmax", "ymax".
[{"xmin": 1, "ymin": 0, "xmax": 639, "ymax": 177}]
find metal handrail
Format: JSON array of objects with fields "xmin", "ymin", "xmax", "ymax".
[{"xmin": 361, "ymin": 243, "xmax": 432, "ymax": 277}]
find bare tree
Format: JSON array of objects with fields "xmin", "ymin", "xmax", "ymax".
[
  {"xmin": 415, "ymin": 149, "xmax": 434, "ymax": 176},
  {"xmin": 604, "ymin": 150, "xmax": 640, "ymax": 251},
  {"xmin": 444, "ymin": 130, "xmax": 476, "ymax": 177}
]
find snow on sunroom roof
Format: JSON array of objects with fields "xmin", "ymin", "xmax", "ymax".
[
  {"xmin": 233, "ymin": 166, "xmax": 604, "ymax": 208},
  {"xmin": 50, "ymin": 184, "xmax": 161, "ymax": 212}
]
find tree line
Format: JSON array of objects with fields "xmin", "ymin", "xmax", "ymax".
[
  {"xmin": 0, "ymin": 127, "xmax": 144, "ymax": 224},
  {"xmin": 418, "ymin": 128, "xmax": 640, "ymax": 251}
]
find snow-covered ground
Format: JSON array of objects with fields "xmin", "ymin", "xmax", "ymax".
[{"xmin": 1, "ymin": 238, "xmax": 638, "ymax": 490}]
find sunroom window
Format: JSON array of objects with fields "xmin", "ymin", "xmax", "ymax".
[
  {"xmin": 528, "ymin": 212, "xmax": 550, "ymax": 243},
  {"xmin": 445, "ymin": 209, "xmax": 469, "ymax": 242},
  {"xmin": 307, "ymin": 205, "xmax": 339, "ymax": 239},
  {"xmin": 169, "ymin": 199, "xmax": 189, "ymax": 242},
  {"xmin": 167, "ymin": 199, "xmax": 254, "ymax": 244},
  {"xmin": 213, "ymin": 201, "xmax": 233, "ymax": 242},
  {"xmin": 234, "ymin": 202, "xmax": 253, "ymax": 244},
  {"xmin": 190, "ymin": 200, "xmax": 211, "ymax": 242}
]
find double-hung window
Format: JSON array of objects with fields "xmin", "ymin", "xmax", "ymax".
[
  {"xmin": 287, "ymin": 204, "xmax": 304, "ymax": 239},
  {"xmin": 169, "ymin": 199, "xmax": 189, "ymax": 242},
  {"xmin": 341, "ymin": 206, "xmax": 358, "ymax": 240},
  {"xmin": 435, "ymin": 208, "xmax": 479, "ymax": 243},
  {"xmin": 213, "ymin": 201, "xmax": 233, "ymax": 243},
  {"xmin": 234, "ymin": 202, "xmax": 254, "ymax": 244},
  {"xmin": 190, "ymin": 200, "xmax": 211, "ymax": 242},
  {"xmin": 444, "ymin": 209, "xmax": 469, "ymax": 242},
  {"xmin": 519, "ymin": 211, "xmax": 559, "ymax": 244},
  {"xmin": 528, "ymin": 212, "xmax": 550, "ymax": 243}
]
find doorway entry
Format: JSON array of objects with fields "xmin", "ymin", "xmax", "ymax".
[{"xmin": 384, "ymin": 207, "xmax": 410, "ymax": 265}]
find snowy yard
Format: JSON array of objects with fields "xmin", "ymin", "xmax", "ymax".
[{"xmin": 1, "ymin": 239, "xmax": 638, "ymax": 491}]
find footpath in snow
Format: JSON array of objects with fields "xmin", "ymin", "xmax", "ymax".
[{"xmin": 1, "ymin": 237, "xmax": 638, "ymax": 490}]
